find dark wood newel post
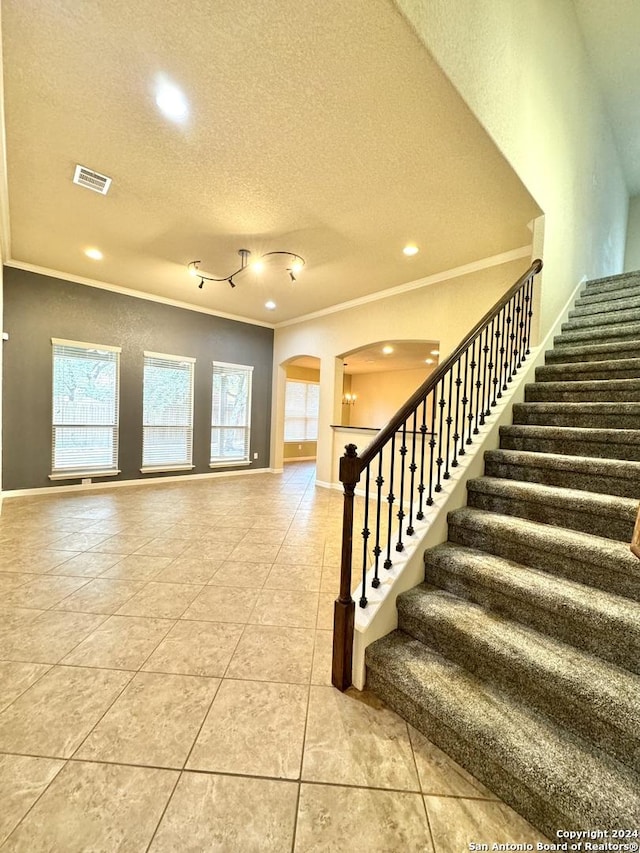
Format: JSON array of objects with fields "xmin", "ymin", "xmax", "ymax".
[{"xmin": 332, "ymin": 443, "xmax": 361, "ymax": 691}]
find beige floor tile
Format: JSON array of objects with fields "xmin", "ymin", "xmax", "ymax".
[
  {"xmin": 182, "ymin": 585, "xmax": 259, "ymax": 623},
  {"xmin": 0, "ymin": 573, "xmax": 33, "ymax": 593},
  {"xmin": 250, "ymin": 589, "xmax": 319, "ymax": 628},
  {"xmin": 302, "ymin": 686, "xmax": 419, "ymax": 790},
  {"xmin": 89, "ymin": 533, "xmax": 154, "ymax": 554},
  {"xmin": 2, "ymin": 575, "xmax": 90, "ymax": 609},
  {"xmin": 0, "ymin": 665, "xmax": 131, "ymax": 757},
  {"xmin": 134, "ymin": 536, "xmax": 191, "ymax": 558},
  {"xmin": 0, "ymin": 610, "xmax": 105, "ymax": 664},
  {"xmin": 154, "ymin": 555, "xmax": 222, "ymax": 584},
  {"xmin": 311, "ymin": 630, "xmax": 333, "ymax": 686},
  {"xmin": 1, "ymin": 548, "xmax": 78, "ymax": 575},
  {"xmin": 181, "ymin": 541, "xmax": 237, "ymax": 560},
  {"xmin": 101, "ymin": 553, "xmax": 173, "ymax": 580},
  {"xmin": 320, "ymin": 565, "xmax": 340, "ymax": 593},
  {"xmin": 228, "ymin": 541, "xmax": 283, "ymax": 563},
  {"xmin": 116, "ymin": 581, "xmax": 203, "ymax": 619},
  {"xmin": 188, "ymin": 679, "xmax": 308, "ymax": 778},
  {"xmin": 1, "ymin": 760, "xmax": 178, "ymax": 853},
  {"xmin": 226, "ymin": 624, "xmax": 315, "ymax": 683},
  {"xmin": 0, "ymin": 661, "xmax": 52, "ymax": 713},
  {"xmin": 410, "ymin": 727, "xmax": 499, "ymax": 799},
  {"xmin": 142, "ymin": 620, "xmax": 243, "ymax": 676},
  {"xmin": 0, "ymin": 606, "xmax": 44, "ymax": 634},
  {"xmin": 193, "ymin": 528, "xmax": 248, "ymax": 545},
  {"xmin": 62, "ymin": 614, "xmax": 174, "ymax": 670},
  {"xmin": 0, "ymin": 754, "xmax": 65, "ymax": 846},
  {"xmin": 264, "ymin": 562, "xmax": 322, "ymax": 591},
  {"xmin": 241, "ymin": 528, "xmax": 288, "ymax": 545},
  {"xmin": 208, "ymin": 560, "xmax": 272, "ymax": 588},
  {"xmin": 316, "ymin": 593, "xmax": 334, "ymax": 629},
  {"xmin": 76, "ymin": 671, "xmax": 219, "ymax": 768},
  {"xmin": 424, "ymin": 796, "xmax": 549, "ymax": 851},
  {"xmin": 276, "ymin": 544, "xmax": 324, "ymax": 565},
  {"xmin": 149, "ymin": 772, "xmax": 298, "ymax": 853},
  {"xmin": 46, "ymin": 531, "xmax": 111, "ymax": 552},
  {"xmin": 47, "ymin": 551, "xmax": 122, "ymax": 577},
  {"xmin": 54, "ymin": 577, "xmax": 145, "ymax": 614},
  {"xmin": 295, "ymin": 783, "xmax": 433, "ymax": 852}
]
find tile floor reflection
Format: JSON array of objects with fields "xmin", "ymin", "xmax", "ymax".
[{"xmin": 0, "ymin": 462, "xmax": 547, "ymax": 851}]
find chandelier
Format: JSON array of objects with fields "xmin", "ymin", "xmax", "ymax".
[{"xmin": 188, "ymin": 249, "xmax": 305, "ymax": 289}]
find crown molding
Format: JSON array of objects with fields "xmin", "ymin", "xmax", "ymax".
[{"xmin": 274, "ymin": 245, "xmax": 533, "ymax": 328}]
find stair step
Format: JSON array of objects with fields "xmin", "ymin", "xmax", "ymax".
[
  {"xmin": 423, "ymin": 542, "xmax": 640, "ymax": 674},
  {"xmin": 554, "ymin": 321, "xmax": 640, "ymax": 347},
  {"xmin": 535, "ymin": 357, "xmax": 640, "ymax": 382},
  {"xmin": 466, "ymin": 476, "xmax": 637, "ymax": 540},
  {"xmin": 499, "ymin": 424, "xmax": 640, "ymax": 462},
  {"xmin": 446, "ymin": 507, "xmax": 640, "ymax": 601},
  {"xmin": 563, "ymin": 307, "xmax": 640, "ymax": 331},
  {"xmin": 484, "ymin": 447, "xmax": 640, "ymax": 498},
  {"xmin": 576, "ymin": 283, "xmax": 640, "ymax": 310},
  {"xmin": 366, "ymin": 633, "xmax": 640, "ymax": 838},
  {"xmin": 396, "ymin": 586, "xmax": 640, "ymax": 773},
  {"xmin": 571, "ymin": 292, "xmax": 640, "ymax": 319},
  {"xmin": 525, "ymin": 377, "xmax": 640, "ymax": 402},
  {"xmin": 583, "ymin": 271, "xmax": 640, "ymax": 296},
  {"xmin": 545, "ymin": 339, "xmax": 640, "ymax": 364},
  {"xmin": 512, "ymin": 401, "xmax": 640, "ymax": 430}
]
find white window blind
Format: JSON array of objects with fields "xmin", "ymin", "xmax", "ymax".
[
  {"xmin": 51, "ymin": 339, "xmax": 121, "ymax": 477},
  {"xmin": 284, "ymin": 380, "xmax": 319, "ymax": 441},
  {"xmin": 142, "ymin": 352, "xmax": 195, "ymax": 470},
  {"xmin": 211, "ymin": 361, "xmax": 253, "ymax": 464}
]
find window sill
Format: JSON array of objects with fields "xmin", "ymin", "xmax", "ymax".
[
  {"xmin": 209, "ymin": 460, "xmax": 252, "ymax": 468},
  {"xmin": 49, "ymin": 470, "xmax": 121, "ymax": 481},
  {"xmin": 140, "ymin": 465, "xmax": 195, "ymax": 474}
]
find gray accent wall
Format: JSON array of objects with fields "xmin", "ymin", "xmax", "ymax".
[{"xmin": 2, "ymin": 267, "xmax": 274, "ymax": 490}]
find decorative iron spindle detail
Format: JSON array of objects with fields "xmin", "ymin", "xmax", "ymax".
[
  {"xmin": 396, "ymin": 423, "xmax": 408, "ymax": 552},
  {"xmin": 372, "ymin": 455, "xmax": 384, "ymax": 589},
  {"xmin": 359, "ymin": 465, "xmax": 371, "ymax": 608},
  {"xmin": 459, "ymin": 349, "xmax": 469, "ymax": 454},
  {"xmin": 491, "ymin": 317, "xmax": 500, "ymax": 406},
  {"xmin": 443, "ymin": 368, "xmax": 454, "ymax": 479},
  {"xmin": 525, "ymin": 277, "xmax": 533, "ymax": 354},
  {"xmin": 427, "ymin": 390, "xmax": 437, "ymax": 504},
  {"xmin": 480, "ymin": 325, "xmax": 490, "ymax": 425},
  {"xmin": 435, "ymin": 381, "xmax": 446, "ymax": 492},
  {"xmin": 416, "ymin": 400, "xmax": 428, "ymax": 520},
  {"xmin": 406, "ymin": 409, "xmax": 418, "ymax": 536},
  {"xmin": 451, "ymin": 359, "xmax": 462, "ymax": 468},
  {"xmin": 503, "ymin": 300, "xmax": 513, "ymax": 389},
  {"xmin": 467, "ymin": 338, "xmax": 477, "ymax": 443},
  {"xmin": 384, "ymin": 436, "xmax": 396, "ymax": 570},
  {"xmin": 515, "ymin": 287, "xmax": 524, "ymax": 369},
  {"xmin": 497, "ymin": 308, "xmax": 506, "ymax": 398}
]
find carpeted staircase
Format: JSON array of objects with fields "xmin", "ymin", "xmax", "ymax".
[{"xmin": 365, "ymin": 270, "xmax": 640, "ymax": 837}]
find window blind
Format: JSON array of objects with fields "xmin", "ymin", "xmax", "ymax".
[
  {"xmin": 142, "ymin": 352, "xmax": 195, "ymax": 469},
  {"xmin": 284, "ymin": 380, "xmax": 319, "ymax": 441},
  {"xmin": 211, "ymin": 361, "xmax": 253, "ymax": 464},
  {"xmin": 51, "ymin": 339, "xmax": 121, "ymax": 476}
]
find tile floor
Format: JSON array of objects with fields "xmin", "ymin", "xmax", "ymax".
[{"xmin": 0, "ymin": 462, "xmax": 548, "ymax": 851}]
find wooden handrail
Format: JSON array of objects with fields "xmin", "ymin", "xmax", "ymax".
[{"xmin": 358, "ymin": 258, "xmax": 543, "ymax": 469}]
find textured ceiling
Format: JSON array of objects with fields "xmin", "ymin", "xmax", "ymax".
[
  {"xmin": 574, "ymin": 0, "xmax": 640, "ymax": 196},
  {"xmin": 1, "ymin": 0, "xmax": 539, "ymax": 324}
]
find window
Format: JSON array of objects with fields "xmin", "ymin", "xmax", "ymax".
[
  {"xmin": 211, "ymin": 362, "xmax": 253, "ymax": 465},
  {"xmin": 51, "ymin": 339, "xmax": 120, "ymax": 478},
  {"xmin": 284, "ymin": 380, "xmax": 319, "ymax": 441},
  {"xmin": 142, "ymin": 352, "xmax": 195, "ymax": 471}
]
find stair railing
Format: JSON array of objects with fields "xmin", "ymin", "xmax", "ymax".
[{"xmin": 332, "ymin": 258, "xmax": 544, "ymax": 690}]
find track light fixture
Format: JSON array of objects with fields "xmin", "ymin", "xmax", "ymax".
[{"xmin": 188, "ymin": 248, "xmax": 305, "ymax": 289}]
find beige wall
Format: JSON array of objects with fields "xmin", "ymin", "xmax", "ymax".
[
  {"xmin": 394, "ymin": 0, "xmax": 628, "ymax": 333},
  {"xmin": 349, "ymin": 367, "xmax": 430, "ymax": 429},
  {"xmin": 625, "ymin": 195, "xmax": 640, "ymax": 272},
  {"xmin": 272, "ymin": 257, "xmax": 528, "ymax": 483}
]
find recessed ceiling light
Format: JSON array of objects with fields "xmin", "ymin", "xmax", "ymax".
[
  {"xmin": 251, "ymin": 259, "xmax": 265, "ymax": 273},
  {"xmin": 430, "ymin": 349, "xmax": 440, "ymax": 356},
  {"xmin": 265, "ymin": 300, "xmax": 276, "ymax": 310},
  {"xmin": 382, "ymin": 345, "xmax": 394, "ymax": 355},
  {"xmin": 84, "ymin": 248, "xmax": 103, "ymax": 260},
  {"xmin": 425, "ymin": 358, "xmax": 434, "ymax": 365},
  {"xmin": 403, "ymin": 245, "xmax": 419, "ymax": 256},
  {"xmin": 154, "ymin": 75, "xmax": 189, "ymax": 123}
]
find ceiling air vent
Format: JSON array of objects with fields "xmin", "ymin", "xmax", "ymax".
[{"xmin": 73, "ymin": 164, "xmax": 112, "ymax": 195}]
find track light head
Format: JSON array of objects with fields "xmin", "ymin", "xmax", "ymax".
[
  {"xmin": 198, "ymin": 278, "xmax": 204, "ymax": 289},
  {"xmin": 289, "ymin": 270, "xmax": 296, "ymax": 282}
]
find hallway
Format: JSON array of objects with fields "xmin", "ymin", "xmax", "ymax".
[{"xmin": 0, "ymin": 463, "xmax": 544, "ymax": 851}]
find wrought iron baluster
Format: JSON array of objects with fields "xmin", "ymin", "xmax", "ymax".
[
  {"xmin": 451, "ymin": 358, "xmax": 462, "ymax": 468},
  {"xmin": 467, "ymin": 338, "xmax": 477, "ymax": 441},
  {"xmin": 396, "ymin": 422, "xmax": 408, "ymax": 552},
  {"xmin": 384, "ymin": 435, "xmax": 396, "ymax": 570},
  {"xmin": 407, "ymin": 409, "xmax": 418, "ymax": 535},
  {"xmin": 514, "ymin": 286, "xmax": 524, "ymax": 369},
  {"xmin": 480, "ymin": 325, "xmax": 489, "ymax": 426},
  {"xmin": 491, "ymin": 316, "xmax": 499, "ymax": 407},
  {"xmin": 416, "ymin": 399, "xmax": 428, "ymax": 520},
  {"xmin": 504, "ymin": 299, "xmax": 513, "ymax": 389},
  {"xmin": 524, "ymin": 275, "xmax": 534, "ymax": 355},
  {"xmin": 427, "ymin": 391, "xmax": 437, "ymax": 504},
  {"xmin": 435, "ymin": 380, "xmax": 445, "ymax": 492},
  {"xmin": 359, "ymin": 465, "xmax": 371, "ymax": 608},
  {"xmin": 459, "ymin": 349, "xmax": 469, "ymax": 455},
  {"xmin": 371, "ymin": 453, "xmax": 383, "ymax": 589},
  {"xmin": 443, "ymin": 368, "xmax": 454, "ymax": 479},
  {"xmin": 497, "ymin": 307, "xmax": 506, "ymax": 398}
]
